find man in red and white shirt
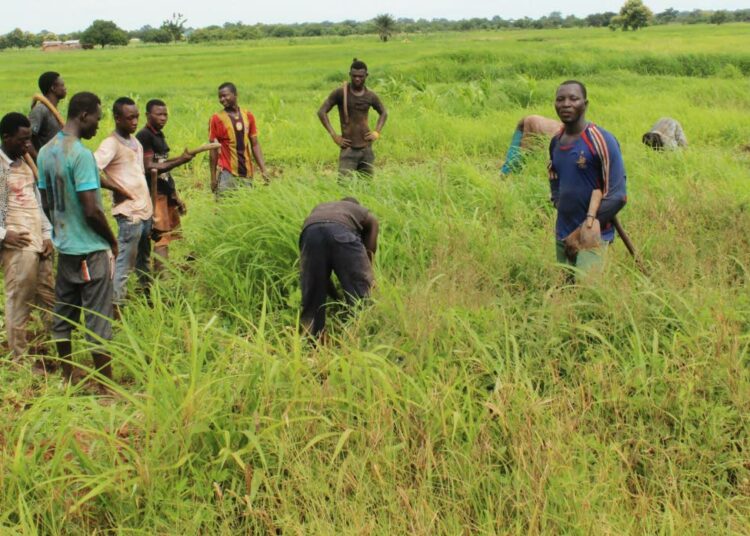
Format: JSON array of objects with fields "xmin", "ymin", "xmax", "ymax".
[{"xmin": 208, "ymin": 82, "xmax": 267, "ymax": 196}]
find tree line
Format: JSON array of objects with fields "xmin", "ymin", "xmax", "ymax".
[{"xmin": 1, "ymin": 6, "xmax": 748, "ymax": 49}]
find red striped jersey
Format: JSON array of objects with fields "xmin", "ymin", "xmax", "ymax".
[{"xmin": 208, "ymin": 108, "xmax": 259, "ymax": 178}]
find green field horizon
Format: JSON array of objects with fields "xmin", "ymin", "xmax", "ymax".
[{"xmin": 1, "ymin": 24, "xmax": 749, "ymax": 534}]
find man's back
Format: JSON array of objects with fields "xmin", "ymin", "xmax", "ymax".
[
  {"xmin": 29, "ymin": 104, "xmax": 62, "ymax": 149},
  {"xmin": 37, "ymin": 132, "xmax": 110, "ymax": 255},
  {"xmin": 303, "ymin": 200, "xmax": 370, "ymax": 234}
]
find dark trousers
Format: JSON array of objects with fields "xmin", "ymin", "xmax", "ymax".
[
  {"xmin": 299, "ymin": 223, "xmax": 373, "ymax": 336},
  {"xmin": 338, "ymin": 146, "xmax": 375, "ymax": 177}
]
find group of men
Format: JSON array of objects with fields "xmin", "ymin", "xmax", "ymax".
[
  {"xmin": 2, "ymin": 60, "xmax": 639, "ymax": 385},
  {"xmin": 0, "ymin": 59, "xmax": 389, "ymax": 385},
  {"xmin": 1, "ymin": 71, "xmax": 198, "ymax": 385}
]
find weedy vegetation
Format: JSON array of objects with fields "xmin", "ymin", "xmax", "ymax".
[{"xmin": 0, "ymin": 23, "xmax": 749, "ymax": 534}]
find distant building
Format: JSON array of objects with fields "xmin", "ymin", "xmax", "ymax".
[{"xmin": 42, "ymin": 40, "xmax": 83, "ymax": 52}]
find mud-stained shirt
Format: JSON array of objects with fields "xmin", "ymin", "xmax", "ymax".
[
  {"xmin": 302, "ymin": 200, "xmax": 371, "ymax": 235},
  {"xmin": 324, "ymin": 86, "xmax": 385, "ymax": 149},
  {"xmin": 29, "ymin": 103, "xmax": 63, "ymax": 150},
  {"xmin": 645, "ymin": 117, "xmax": 687, "ymax": 149}
]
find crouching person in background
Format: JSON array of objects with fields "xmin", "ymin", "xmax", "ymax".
[
  {"xmin": 299, "ymin": 198, "xmax": 378, "ymax": 339},
  {"xmin": 38, "ymin": 92, "xmax": 119, "ymax": 388},
  {"xmin": 642, "ymin": 117, "xmax": 687, "ymax": 150}
]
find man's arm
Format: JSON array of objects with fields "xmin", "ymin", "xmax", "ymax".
[
  {"xmin": 548, "ymin": 139, "xmax": 559, "ymax": 208},
  {"xmin": 362, "ymin": 214, "xmax": 379, "ymax": 263},
  {"xmin": 317, "ymin": 91, "xmax": 350, "ymax": 148},
  {"xmin": 365, "ymin": 95, "xmax": 388, "ymax": 142},
  {"xmin": 28, "ymin": 106, "xmax": 44, "ymax": 158},
  {"xmin": 249, "ymin": 136, "xmax": 267, "ymax": 179},
  {"xmin": 99, "ymin": 171, "xmax": 133, "ymax": 203},
  {"xmin": 143, "ymin": 151, "xmax": 193, "ymax": 174},
  {"xmin": 78, "ymin": 189, "xmax": 118, "ymax": 256},
  {"xmin": 94, "ymin": 138, "xmax": 132, "ymax": 202}
]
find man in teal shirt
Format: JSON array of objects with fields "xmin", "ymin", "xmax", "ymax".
[{"xmin": 37, "ymin": 92, "xmax": 119, "ymax": 388}]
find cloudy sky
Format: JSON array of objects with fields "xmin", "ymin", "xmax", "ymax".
[{"xmin": 4, "ymin": 0, "xmax": 744, "ymax": 34}]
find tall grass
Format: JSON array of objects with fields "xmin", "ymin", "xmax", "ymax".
[{"xmin": 0, "ymin": 24, "xmax": 749, "ymax": 534}]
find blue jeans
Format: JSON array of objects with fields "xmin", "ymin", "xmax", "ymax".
[{"xmin": 114, "ymin": 216, "xmax": 152, "ymax": 304}]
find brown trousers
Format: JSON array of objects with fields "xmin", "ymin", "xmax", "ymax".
[{"xmin": 2, "ymin": 248, "xmax": 55, "ymax": 358}]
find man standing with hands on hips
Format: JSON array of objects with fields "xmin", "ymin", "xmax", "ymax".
[{"xmin": 318, "ymin": 59, "xmax": 388, "ymax": 178}]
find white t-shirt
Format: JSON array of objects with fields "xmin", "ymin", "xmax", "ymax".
[{"xmin": 95, "ymin": 133, "xmax": 153, "ymax": 221}]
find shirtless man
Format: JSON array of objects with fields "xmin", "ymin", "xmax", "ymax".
[
  {"xmin": 500, "ymin": 115, "xmax": 562, "ymax": 175},
  {"xmin": 318, "ymin": 59, "xmax": 388, "ymax": 177}
]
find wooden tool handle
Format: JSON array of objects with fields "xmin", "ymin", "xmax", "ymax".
[{"xmin": 186, "ymin": 142, "xmax": 221, "ymax": 156}]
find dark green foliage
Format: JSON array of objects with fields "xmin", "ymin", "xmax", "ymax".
[{"xmin": 80, "ymin": 20, "xmax": 129, "ymax": 48}]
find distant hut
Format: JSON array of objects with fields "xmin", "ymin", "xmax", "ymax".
[{"xmin": 42, "ymin": 40, "xmax": 83, "ymax": 52}]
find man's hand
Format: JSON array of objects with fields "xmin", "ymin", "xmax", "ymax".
[
  {"xmin": 364, "ymin": 131, "xmax": 380, "ymax": 142},
  {"xmin": 113, "ymin": 188, "xmax": 134, "ymax": 205},
  {"xmin": 180, "ymin": 149, "xmax": 195, "ymax": 162},
  {"xmin": 332, "ymin": 134, "xmax": 351, "ymax": 149},
  {"xmin": 210, "ymin": 177, "xmax": 219, "ymax": 193},
  {"xmin": 41, "ymin": 238, "xmax": 54, "ymax": 258},
  {"xmin": 177, "ymin": 199, "xmax": 187, "ymax": 215},
  {"xmin": 579, "ymin": 217, "xmax": 601, "ymax": 250},
  {"xmin": 109, "ymin": 242, "xmax": 119, "ymax": 259},
  {"xmin": 4, "ymin": 230, "xmax": 31, "ymax": 248}
]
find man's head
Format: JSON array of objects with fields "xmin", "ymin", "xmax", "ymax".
[
  {"xmin": 0, "ymin": 113, "xmax": 32, "ymax": 159},
  {"xmin": 554, "ymin": 80, "xmax": 588, "ymax": 125},
  {"xmin": 146, "ymin": 99, "xmax": 168, "ymax": 130},
  {"xmin": 642, "ymin": 131, "xmax": 664, "ymax": 150},
  {"xmin": 349, "ymin": 58, "xmax": 368, "ymax": 90},
  {"xmin": 113, "ymin": 97, "xmax": 139, "ymax": 135},
  {"xmin": 218, "ymin": 82, "xmax": 238, "ymax": 109},
  {"xmin": 39, "ymin": 71, "xmax": 67, "ymax": 100},
  {"xmin": 67, "ymin": 92, "xmax": 102, "ymax": 139}
]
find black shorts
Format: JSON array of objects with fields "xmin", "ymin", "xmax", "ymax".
[{"xmin": 51, "ymin": 250, "xmax": 114, "ymax": 346}]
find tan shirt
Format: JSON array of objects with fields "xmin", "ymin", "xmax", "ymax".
[
  {"xmin": 95, "ymin": 133, "xmax": 153, "ymax": 221},
  {"xmin": 5, "ymin": 160, "xmax": 43, "ymax": 252}
]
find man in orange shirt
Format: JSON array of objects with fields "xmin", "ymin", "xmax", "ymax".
[{"xmin": 208, "ymin": 82, "xmax": 267, "ymax": 196}]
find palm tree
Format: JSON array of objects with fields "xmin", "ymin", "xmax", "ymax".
[{"xmin": 373, "ymin": 14, "xmax": 396, "ymax": 42}]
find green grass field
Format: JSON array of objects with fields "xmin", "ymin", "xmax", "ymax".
[{"xmin": 1, "ymin": 23, "xmax": 749, "ymax": 534}]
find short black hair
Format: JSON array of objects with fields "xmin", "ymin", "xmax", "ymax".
[
  {"xmin": 146, "ymin": 99, "xmax": 166, "ymax": 113},
  {"xmin": 350, "ymin": 58, "xmax": 367, "ymax": 72},
  {"xmin": 642, "ymin": 132, "xmax": 664, "ymax": 150},
  {"xmin": 559, "ymin": 80, "xmax": 587, "ymax": 99},
  {"xmin": 113, "ymin": 96, "xmax": 137, "ymax": 117},
  {"xmin": 218, "ymin": 82, "xmax": 237, "ymax": 95},
  {"xmin": 67, "ymin": 92, "xmax": 101, "ymax": 120},
  {"xmin": 0, "ymin": 112, "xmax": 31, "ymax": 138},
  {"xmin": 38, "ymin": 71, "xmax": 61, "ymax": 95}
]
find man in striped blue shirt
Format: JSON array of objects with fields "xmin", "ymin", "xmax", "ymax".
[{"xmin": 548, "ymin": 80, "xmax": 627, "ymax": 278}]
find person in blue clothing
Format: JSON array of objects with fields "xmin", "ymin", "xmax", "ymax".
[
  {"xmin": 548, "ymin": 80, "xmax": 627, "ymax": 278},
  {"xmin": 37, "ymin": 92, "xmax": 119, "ymax": 387}
]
